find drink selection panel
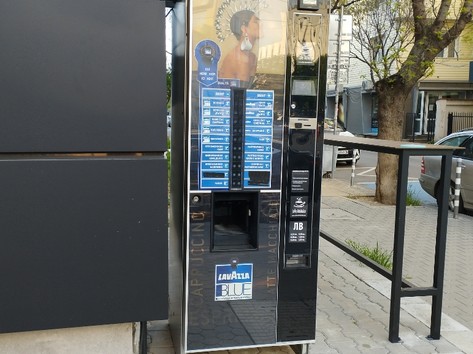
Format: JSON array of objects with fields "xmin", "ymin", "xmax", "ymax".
[{"xmin": 200, "ymin": 88, "xmax": 274, "ymax": 190}]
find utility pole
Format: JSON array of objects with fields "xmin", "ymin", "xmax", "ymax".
[{"xmin": 331, "ymin": 5, "xmax": 344, "ymax": 177}]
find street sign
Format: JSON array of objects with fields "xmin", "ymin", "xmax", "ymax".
[
  {"xmin": 328, "ymin": 40, "xmax": 350, "ymax": 57},
  {"xmin": 327, "ymin": 57, "xmax": 350, "ymax": 69},
  {"xmin": 327, "ymin": 13, "xmax": 353, "ymax": 88},
  {"xmin": 328, "ymin": 14, "xmax": 353, "ymax": 41},
  {"xmin": 327, "ymin": 68, "xmax": 348, "ymax": 86}
]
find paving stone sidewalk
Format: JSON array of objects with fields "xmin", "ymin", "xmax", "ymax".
[
  {"xmin": 315, "ymin": 177, "xmax": 473, "ymax": 353},
  {"xmin": 148, "ymin": 178, "xmax": 473, "ymax": 353},
  {"xmin": 310, "ymin": 238, "xmax": 473, "ymax": 354},
  {"xmin": 320, "ymin": 181, "xmax": 473, "ymax": 332}
]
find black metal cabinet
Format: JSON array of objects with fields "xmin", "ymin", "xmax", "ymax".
[
  {"xmin": 0, "ymin": 157, "xmax": 168, "ymax": 333},
  {"xmin": 0, "ymin": 0, "xmax": 166, "ymax": 152},
  {"xmin": 0, "ymin": 0, "xmax": 168, "ymax": 333}
]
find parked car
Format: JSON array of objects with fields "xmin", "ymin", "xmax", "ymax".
[
  {"xmin": 419, "ymin": 129, "xmax": 473, "ymax": 213},
  {"xmin": 324, "ymin": 119, "xmax": 361, "ymax": 165},
  {"xmin": 337, "ymin": 130, "xmax": 361, "ymax": 164}
]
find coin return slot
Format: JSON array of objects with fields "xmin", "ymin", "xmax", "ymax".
[{"xmin": 285, "ymin": 254, "xmax": 310, "ymax": 268}]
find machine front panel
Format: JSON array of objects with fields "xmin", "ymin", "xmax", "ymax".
[
  {"xmin": 186, "ymin": 1, "xmax": 288, "ymax": 351},
  {"xmin": 188, "ymin": 0, "xmax": 287, "ymax": 192},
  {"xmin": 180, "ymin": 0, "xmax": 329, "ymax": 352},
  {"xmin": 187, "ymin": 192, "xmax": 280, "ymax": 350}
]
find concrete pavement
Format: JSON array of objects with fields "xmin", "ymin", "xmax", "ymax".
[
  {"xmin": 321, "ymin": 178, "xmax": 473, "ymax": 333},
  {"xmin": 148, "ymin": 177, "xmax": 473, "ymax": 353}
]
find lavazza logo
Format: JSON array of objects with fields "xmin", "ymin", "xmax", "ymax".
[{"xmin": 215, "ymin": 263, "xmax": 253, "ymax": 301}]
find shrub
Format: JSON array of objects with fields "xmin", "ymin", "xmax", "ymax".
[{"xmin": 346, "ymin": 239, "xmax": 393, "ymax": 270}]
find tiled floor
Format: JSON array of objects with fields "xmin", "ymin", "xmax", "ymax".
[
  {"xmin": 146, "ymin": 320, "xmax": 296, "ymax": 354},
  {"xmin": 147, "ymin": 320, "xmax": 174, "ymax": 354}
]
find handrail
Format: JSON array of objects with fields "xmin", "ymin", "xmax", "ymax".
[{"xmin": 322, "ymin": 134, "xmax": 456, "ymax": 342}]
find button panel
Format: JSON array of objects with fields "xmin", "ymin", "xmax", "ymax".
[{"xmin": 230, "ymin": 88, "xmax": 246, "ymax": 189}]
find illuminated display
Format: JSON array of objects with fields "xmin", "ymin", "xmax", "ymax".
[{"xmin": 200, "ymin": 88, "xmax": 274, "ymax": 189}]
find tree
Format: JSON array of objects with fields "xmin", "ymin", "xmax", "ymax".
[
  {"xmin": 166, "ymin": 67, "xmax": 172, "ymax": 107},
  {"xmin": 346, "ymin": 0, "xmax": 473, "ymax": 204}
]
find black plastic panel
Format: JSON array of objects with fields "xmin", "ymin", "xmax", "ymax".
[
  {"xmin": 229, "ymin": 89, "xmax": 246, "ymax": 189},
  {"xmin": 0, "ymin": 0, "xmax": 166, "ymax": 152},
  {"xmin": 277, "ymin": 128, "xmax": 318, "ymax": 341},
  {"xmin": 0, "ymin": 157, "xmax": 168, "ymax": 333},
  {"xmin": 186, "ymin": 192, "xmax": 279, "ymax": 351}
]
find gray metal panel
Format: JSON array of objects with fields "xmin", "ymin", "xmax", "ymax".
[
  {"xmin": 168, "ymin": 3, "xmax": 186, "ymax": 352},
  {"xmin": 0, "ymin": 156, "xmax": 168, "ymax": 333},
  {"xmin": 0, "ymin": 0, "xmax": 166, "ymax": 152},
  {"xmin": 470, "ymin": 61, "xmax": 473, "ymax": 83}
]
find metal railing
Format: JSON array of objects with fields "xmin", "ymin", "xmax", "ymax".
[
  {"xmin": 426, "ymin": 116, "xmax": 436, "ymax": 142},
  {"xmin": 404, "ymin": 113, "xmax": 419, "ymax": 141},
  {"xmin": 322, "ymin": 135, "xmax": 455, "ymax": 343},
  {"xmin": 448, "ymin": 112, "xmax": 473, "ymax": 135},
  {"xmin": 404, "ymin": 113, "xmax": 436, "ymax": 142}
]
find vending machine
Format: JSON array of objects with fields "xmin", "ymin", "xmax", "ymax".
[{"xmin": 169, "ymin": 0, "xmax": 329, "ymax": 352}]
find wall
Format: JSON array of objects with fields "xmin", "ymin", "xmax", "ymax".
[
  {"xmin": 0, "ymin": 324, "xmax": 138, "ymax": 354},
  {"xmin": 435, "ymin": 99, "xmax": 473, "ymax": 140},
  {"xmin": 0, "ymin": 0, "xmax": 168, "ymax": 351}
]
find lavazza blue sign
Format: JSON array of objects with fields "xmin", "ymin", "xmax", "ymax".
[{"xmin": 215, "ymin": 263, "xmax": 253, "ymax": 301}]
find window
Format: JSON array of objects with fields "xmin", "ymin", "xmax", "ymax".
[
  {"xmin": 455, "ymin": 137, "xmax": 473, "ymax": 159},
  {"xmin": 436, "ymin": 39, "xmax": 459, "ymax": 58},
  {"xmin": 440, "ymin": 135, "xmax": 469, "ymax": 147}
]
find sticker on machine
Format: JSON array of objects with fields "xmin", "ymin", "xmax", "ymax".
[{"xmin": 215, "ymin": 263, "xmax": 253, "ymax": 301}]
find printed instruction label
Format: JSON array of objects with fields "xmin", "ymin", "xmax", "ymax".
[
  {"xmin": 288, "ymin": 221, "xmax": 308, "ymax": 243},
  {"xmin": 291, "ymin": 170, "xmax": 310, "ymax": 192},
  {"xmin": 290, "ymin": 196, "xmax": 309, "ymax": 218}
]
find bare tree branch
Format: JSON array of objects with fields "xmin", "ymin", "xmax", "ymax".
[
  {"xmin": 443, "ymin": 0, "xmax": 473, "ymax": 41},
  {"xmin": 431, "ymin": 0, "xmax": 453, "ymax": 31},
  {"xmin": 331, "ymin": 0, "xmax": 364, "ymax": 13}
]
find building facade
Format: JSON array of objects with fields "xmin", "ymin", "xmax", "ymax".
[{"xmin": 329, "ymin": 17, "xmax": 473, "ymax": 140}]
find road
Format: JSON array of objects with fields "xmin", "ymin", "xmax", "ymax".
[{"xmin": 332, "ymin": 150, "xmax": 437, "ymax": 205}]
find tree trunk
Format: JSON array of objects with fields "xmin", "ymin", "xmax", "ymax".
[{"xmin": 375, "ymin": 77, "xmax": 411, "ymax": 204}]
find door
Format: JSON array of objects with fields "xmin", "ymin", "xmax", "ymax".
[{"xmin": 456, "ymin": 137, "xmax": 473, "ymax": 210}]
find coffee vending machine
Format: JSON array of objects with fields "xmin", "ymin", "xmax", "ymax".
[{"xmin": 169, "ymin": 0, "xmax": 329, "ymax": 352}]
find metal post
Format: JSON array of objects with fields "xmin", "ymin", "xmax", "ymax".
[
  {"xmin": 350, "ymin": 154, "xmax": 356, "ymax": 186},
  {"xmin": 430, "ymin": 153, "xmax": 452, "ymax": 339},
  {"xmin": 453, "ymin": 158, "xmax": 462, "ymax": 219},
  {"xmin": 330, "ymin": 6, "xmax": 344, "ymax": 178},
  {"xmin": 389, "ymin": 151, "xmax": 409, "ymax": 343},
  {"xmin": 447, "ymin": 113, "xmax": 453, "ymax": 135},
  {"xmin": 139, "ymin": 321, "xmax": 148, "ymax": 354}
]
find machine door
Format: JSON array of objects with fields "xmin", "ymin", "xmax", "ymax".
[
  {"xmin": 184, "ymin": 0, "xmax": 288, "ymax": 351},
  {"xmin": 180, "ymin": 0, "xmax": 328, "ymax": 352}
]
